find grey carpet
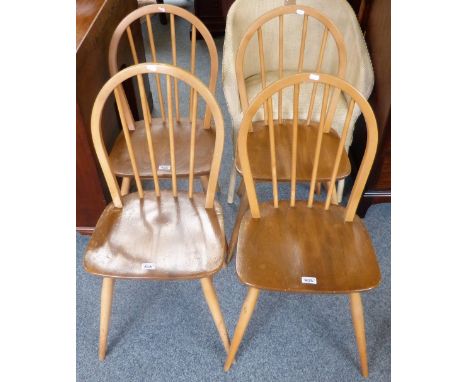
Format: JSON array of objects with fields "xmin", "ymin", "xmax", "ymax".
[{"xmin": 77, "ymin": 10, "xmax": 390, "ymax": 381}]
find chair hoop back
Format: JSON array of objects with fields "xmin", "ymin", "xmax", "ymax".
[
  {"xmin": 109, "ymin": 4, "xmax": 218, "ymax": 129},
  {"xmin": 235, "ymin": 4, "xmax": 347, "ymax": 128},
  {"xmin": 238, "ymin": 73, "xmax": 377, "ymax": 222},
  {"xmin": 91, "ymin": 63, "xmax": 224, "ymax": 210}
]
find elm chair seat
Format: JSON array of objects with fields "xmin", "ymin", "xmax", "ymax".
[
  {"xmin": 235, "ymin": 120, "xmax": 351, "ymax": 182},
  {"xmin": 85, "ymin": 191, "xmax": 225, "ymax": 279},
  {"xmin": 236, "ymin": 201, "xmax": 380, "ymax": 293},
  {"xmin": 109, "ymin": 118, "xmax": 216, "ymax": 178},
  {"xmin": 244, "ymin": 71, "xmax": 355, "ymax": 148}
]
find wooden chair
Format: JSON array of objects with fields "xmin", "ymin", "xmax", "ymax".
[
  {"xmin": 223, "ymin": 0, "xmax": 374, "ymax": 204},
  {"xmin": 84, "ymin": 63, "xmax": 229, "ymax": 361},
  {"xmin": 108, "ymin": 4, "xmax": 218, "ymax": 195},
  {"xmin": 226, "ymin": 4, "xmax": 350, "ymax": 263},
  {"xmin": 224, "ymin": 72, "xmax": 380, "ymax": 377}
]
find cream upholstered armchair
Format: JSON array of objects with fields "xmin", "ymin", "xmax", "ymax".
[{"xmin": 223, "ymin": 0, "xmax": 374, "ymax": 203}]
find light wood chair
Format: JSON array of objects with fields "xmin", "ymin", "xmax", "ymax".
[
  {"xmin": 223, "ymin": 0, "xmax": 374, "ymax": 205},
  {"xmin": 84, "ymin": 63, "xmax": 229, "ymax": 361},
  {"xmin": 224, "ymin": 72, "xmax": 380, "ymax": 377},
  {"xmin": 226, "ymin": 4, "xmax": 350, "ymax": 263},
  {"xmin": 108, "ymin": 4, "xmax": 218, "ymax": 195}
]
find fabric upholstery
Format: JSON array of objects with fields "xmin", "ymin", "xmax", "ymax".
[{"xmin": 222, "ymin": 0, "xmax": 374, "ymax": 149}]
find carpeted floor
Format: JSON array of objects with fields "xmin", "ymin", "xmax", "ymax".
[{"xmin": 77, "ymin": 8, "xmax": 390, "ymax": 381}]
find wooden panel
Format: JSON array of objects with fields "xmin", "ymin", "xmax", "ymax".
[
  {"xmin": 76, "ymin": 0, "xmax": 142, "ymax": 232},
  {"xmin": 194, "ymin": 0, "xmax": 227, "ymax": 37},
  {"xmin": 76, "ymin": 103, "xmax": 107, "ymax": 230},
  {"xmin": 350, "ymin": 0, "xmax": 391, "ymax": 217}
]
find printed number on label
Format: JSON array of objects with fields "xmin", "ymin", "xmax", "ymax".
[
  {"xmin": 301, "ymin": 276, "xmax": 317, "ymax": 284},
  {"xmin": 142, "ymin": 263, "xmax": 156, "ymax": 270},
  {"xmin": 159, "ymin": 164, "xmax": 171, "ymax": 171}
]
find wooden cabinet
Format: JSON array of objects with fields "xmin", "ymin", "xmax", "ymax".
[
  {"xmin": 76, "ymin": 0, "xmax": 146, "ymax": 233},
  {"xmin": 194, "ymin": 0, "xmax": 227, "ymax": 37},
  {"xmin": 350, "ymin": 0, "xmax": 391, "ymax": 216}
]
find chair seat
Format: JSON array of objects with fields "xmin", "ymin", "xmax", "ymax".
[
  {"xmin": 84, "ymin": 191, "xmax": 225, "ymax": 279},
  {"xmin": 235, "ymin": 120, "xmax": 351, "ymax": 181},
  {"xmin": 109, "ymin": 118, "xmax": 215, "ymax": 178},
  {"xmin": 236, "ymin": 201, "xmax": 380, "ymax": 293},
  {"xmin": 245, "ymin": 70, "xmax": 353, "ymax": 140}
]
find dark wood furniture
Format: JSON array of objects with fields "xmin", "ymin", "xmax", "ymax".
[
  {"xmin": 350, "ymin": 0, "xmax": 391, "ymax": 216},
  {"xmin": 194, "ymin": 0, "xmax": 227, "ymax": 37},
  {"xmin": 76, "ymin": 0, "xmax": 145, "ymax": 233}
]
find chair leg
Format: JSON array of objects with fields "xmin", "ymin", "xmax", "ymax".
[
  {"xmin": 200, "ymin": 277, "xmax": 230, "ymax": 354},
  {"xmin": 236, "ymin": 178, "xmax": 245, "ymax": 197},
  {"xmin": 227, "ymin": 191, "xmax": 249, "ymax": 264},
  {"xmin": 200, "ymin": 175, "xmax": 209, "ymax": 194},
  {"xmin": 224, "ymin": 287, "xmax": 260, "ymax": 371},
  {"xmin": 315, "ymin": 181, "xmax": 322, "ymax": 196},
  {"xmin": 99, "ymin": 277, "xmax": 115, "ymax": 361},
  {"xmin": 227, "ymin": 159, "xmax": 237, "ymax": 204},
  {"xmin": 349, "ymin": 292, "xmax": 369, "ymax": 377},
  {"xmin": 336, "ymin": 178, "xmax": 345, "ymax": 203},
  {"xmin": 121, "ymin": 176, "xmax": 132, "ymax": 196}
]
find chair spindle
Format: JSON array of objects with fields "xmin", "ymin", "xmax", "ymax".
[
  {"xmin": 306, "ymin": 27, "xmax": 329, "ymax": 125},
  {"xmin": 267, "ymin": 97, "xmax": 279, "ymax": 207},
  {"xmin": 114, "ymin": 89, "xmax": 144, "ymax": 198},
  {"xmin": 188, "ymin": 91, "xmax": 198, "ymax": 198},
  {"xmin": 257, "ymin": 28, "xmax": 268, "ymax": 125},
  {"xmin": 126, "ymin": 27, "xmax": 152, "ymax": 123},
  {"xmin": 137, "ymin": 73, "xmax": 161, "ymax": 197},
  {"xmin": 166, "ymin": 75, "xmax": 178, "ymax": 196},
  {"xmin": 170, "ymin": 14, "xmax": 180, "ymax": 121},
  {"xmin": 290, "ymin": 84, "xmax": 300, "ymax": 207},
  {"xmin": 307, "ymin": 83, "xmax": 330, "ymax": 207},
  {"xmin": 324, "ymin": 99, "xmax": 355, "ymax": 209},
  {"xmin": 278, "ymin": 15, "xmax": 284, "ymax": 124},
  {"xmin": 189, "ymin": 24, "xmax": 197, "ymax": 122},
  {"xmin": 145, "ymin": 14, "xmax": 166, "ymax": 121},
  {"xmin": 297, "ymin": 15, "xmax": 308, "ymax": 72}
]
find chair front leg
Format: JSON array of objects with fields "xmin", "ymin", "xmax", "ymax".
[
  {"xmin": 200, "ymin": 277, "xmax": 230, "ymax": 354},
  {"xmin": 224, "ymin": 287, "xmax": 260, "ymax": 371},
  {"xmin": 120, "ymin": 176, "xmax": 132, "ymax": 196},
  {"xmin": 227, "ymin": 190, "xmax": 249, "ymax": 264},
  {"xmin": 227, "ymin": 158, "xmax": 237, "ymax": 204},
  {"xmin": 349, "ymin": 292, "xmax": 369, "ymax": 377},
  {"xmin": 99, "ymin": 277, "xmax": 115, "ymax": 361}
]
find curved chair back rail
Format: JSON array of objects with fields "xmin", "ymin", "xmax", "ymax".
[
  {"xmin": 238, "ymin": 73, "xmax": 377, "ymax": 222},
  {"xmin": 109, "ymin": 4, "xmax": 218, "ymax": 129},
  {"xmin": 91, "ymin": 63, "xmax": 224, "ymax": 209},
  {"xmin": 236, "ymin": 4, "xmax": 347, "ymax": 131}
]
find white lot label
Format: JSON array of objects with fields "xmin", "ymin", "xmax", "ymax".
[
  {"xmin": 142, "ymin": 263, "xmax": 156, "ymax": 270},
  {"xmin": 158, "ymin": 7, "xmax": 165, "ymax": 12},
  {"xmin": 309, "ymin": 73, "xmax": 320, "ymax": 81},
  {"xmin": 159, "ymin": 164, "xmax": 171, "ymax": 171},
  {"xmin": 301, "ymin": 276, "xmax": 317, "ymax": 284},
  {"xmin": 296, "ymin": 9, "xmax": 305, "ymax": 15}
]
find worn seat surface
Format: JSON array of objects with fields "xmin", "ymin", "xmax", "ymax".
[
  {"xmin": 84, "ymin": 190, "xmax": 225, "ymax": 279},
  {"xmin": 109, "ymin": 118, "xmax": 215, "ymax": 177},
  {"xmin": 235, "ymin": 120, "xmax": 351, "ymax": 181},
  {"xmin": 236, "ymin": 201, "xmax": 380, "ymax": 293}
]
